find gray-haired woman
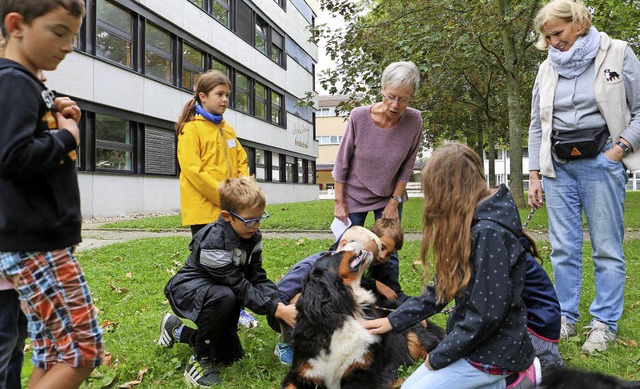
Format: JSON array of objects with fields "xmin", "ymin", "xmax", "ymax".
[{"xmin": 332, "ymin": 61, "xmax": 422, "ymax": 291}]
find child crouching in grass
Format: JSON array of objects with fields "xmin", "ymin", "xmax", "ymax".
[{"xmin": 159, "ymin": 177, "xmax": 296, "ymax": 387}]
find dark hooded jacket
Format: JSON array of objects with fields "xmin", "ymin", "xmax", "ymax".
[
  {"xmin": 0, "ymin": 59, "xmax": 81, "ymax": 251},
  {"xmin": 164, "ymin": 217, "xmax": 281, "ymax": 322},
  {"xmin": 388, "ymin": 185, "xmax": 535, "ymax": 372},
  {"xmin": 519, "ymin": 237, "xmax": 561, "ymax": 341}
]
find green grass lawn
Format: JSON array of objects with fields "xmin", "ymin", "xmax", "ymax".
[
  {"xmin": 98, "ymin": 190, "xmax": 640, "ymax": 232},
  {"xmin": 20, "ymin": 233, "xmax": 640, "ymax": 388},
  {"xmin": 21, "ymin": 192, "xmax": 640, "ymax": 387}
]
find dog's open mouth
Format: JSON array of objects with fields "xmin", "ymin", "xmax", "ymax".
[{"xmin": 349, "ymin": 250, "xmax": 371, "ymax": 272}]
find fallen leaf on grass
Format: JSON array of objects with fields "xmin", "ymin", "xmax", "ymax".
[
  {"xmin": 108, "ymin": 284, "xmax": 129, "ymax": 294},
  {"xmin": 103, "ymin": 351, "xmax": 113, "ymax": 368},
  {"xmin": 101, "ymin": 320, "xmax": 119, "ymax": 332},
  {"xmin": 117, "ymin": 366, "xmax": 149, "ymax": 388}
]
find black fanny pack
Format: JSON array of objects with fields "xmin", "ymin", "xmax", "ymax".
[{"xmin": 551, "ymin": 127, "xmax": 608, "ymax": 159}]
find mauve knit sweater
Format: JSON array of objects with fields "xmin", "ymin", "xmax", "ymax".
[{"xmin": 332, "ymin": 105, "xmax": 422, "ymax": 213}]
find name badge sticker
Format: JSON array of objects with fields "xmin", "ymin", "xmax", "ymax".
[{"xmin": 227, "ymin": 139, "xmax": 236, "ymax": 148}]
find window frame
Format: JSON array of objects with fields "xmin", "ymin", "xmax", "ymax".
[
  {"xmin": 271, "ymin": 91, "xmax": 283, "ymax": 125},
  {"xmin": 95, "ymin": 0, "xmax": 135, "ymax": 69},
  {"xmin": 94, "ymin": 113, "xmax": 135, "ymax": 172},
  {"xmin": 234, "ymin": 71, "xmax": 251, "ymax": 114},
  {"xmin": 144, "ymin": 21, "xmax": 174, "ymax": 84},
  {"xmin": 254, "ymin": 16, "xmax": 269, "ymax": 55},
  {"xmin": 212, "ymin": 0, "xmax": 231, "ymax": 28},
  {"xmin": 271, "ymin": 151, "xmax": 281, "ymax": 182},
  {"xmin": 255, "ymin": 148, "xmax": 267, "ymax": 181},
  {"xmin": 182, "ymin": 41, "xmax": 205, "ymax": 91},
  {"xmin": 254, "ymin": 81, "xmax": 268, "ymax": 121}
]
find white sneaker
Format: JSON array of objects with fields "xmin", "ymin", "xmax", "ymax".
[
  {"xmin": 581, "ymin": 320, "xmax": 615, "ymax": 355},
  {"xmin": 238, "ymin": 309, "xmax": 258, "ymax": 329},
  {"xmin": 560, "ymin": 315, "xmax": 577, "ymax": 340}
]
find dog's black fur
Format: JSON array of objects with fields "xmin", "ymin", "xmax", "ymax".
[
  {"xmin": 281, "ymin": 245, "xmax": 444, "ymax": 389},
  {"xmin": 541, "ymin": 368, "xmax": 640, "ymax": 389}
]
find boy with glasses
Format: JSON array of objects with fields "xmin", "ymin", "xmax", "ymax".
[{"xmin": 160, "ymin": 177, "xmax": 296, "ymax": 387}]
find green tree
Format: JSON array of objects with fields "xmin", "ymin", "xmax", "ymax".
[{"xmin": 315, "ymin": 0, "xmax": 640, "ymax": 207}]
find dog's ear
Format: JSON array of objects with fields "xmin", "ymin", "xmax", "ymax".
[
  {"xmin": 297, "ymin": 265, "xmax": 352, "ymax": 318},
  {"xmin": 297, "ymin": 267, "xmax": 334, "ymax": 319}
]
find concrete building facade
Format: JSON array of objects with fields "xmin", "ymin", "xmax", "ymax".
[
  {"xmin": 314, "ymin": 95, "xmax": 350, "ymax": 189},
  {"xmin": 45, "ymin": 0, "xmax": 319, "ymax": 217}
]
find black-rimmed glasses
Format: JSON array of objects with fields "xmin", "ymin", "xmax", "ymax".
[{"xmin": 229, "ymin": 211, "xmax": 270, "ymax": 228}]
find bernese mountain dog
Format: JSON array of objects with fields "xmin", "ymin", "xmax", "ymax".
[{"xmin": 281, "ymin": 242, "xmax": 445, "ymax": 389}]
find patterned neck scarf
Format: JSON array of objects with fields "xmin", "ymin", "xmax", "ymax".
[{"xmin": 548, "ymin": 26, "xmax": 601, "ymax": 79}]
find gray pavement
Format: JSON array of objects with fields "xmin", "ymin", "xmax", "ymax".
[{"xmin": 77, "ymin": 221, "xmax": 553, "ymax": 252}]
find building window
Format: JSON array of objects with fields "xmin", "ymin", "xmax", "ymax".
[
  {"xmin": 271, "ymin": 152, "xmax": 281, "ymax": 182},
  {"xmin": 96, "ymin": 0, "xmax": 134, "ymax": 68},
  {"xmin": 297, "ymin": 158, "xmax": 305, "ymax": 183},
  {"xmin": 145, "ymin": 23, "xmax": 173, "ymax": 83},
  {"xmin": 182, "ymin": 42, "xmax": 204, "ymax": 91},
  {"xmin": 95, "ymin": 114, "xmax": 133, "ymax": 171},
  {"xmin": 271, "ymin": 30, "xmax": 284, "ymax": 65},
  {"xmin": 255, "ymin": 82, "xmax": 267, "ymax": 121},
  {"xmin": 308, "ymin": 160, "xmax": 316, "ymax": 184},
  {"xmin": 255, "ymin": 149, "xmax": 266, "ymax": 180},
  {"xmin": 316, "ymin": 135, "xmax": 342, "ymax": 145},
  {"xmin": 235, "ymin": 72, "xmax": 250, "ymax": 113},
  {"xmin": 271, "ymin": 91, "xmax": 283, "ymax": 124},
  {"xmin": 188, "ymin": 0, "xmax": 204, "ymax": 7},
  {"xmin": 145, "ymin": 126, "xmax": 176, "ymax": 175},
  {"xmin": 211, "ymin": 59, "xmax": 228, "ymax": 76},
  {"xmin": 273, "ymin": 0, "xmax": 285, "ymax": 9},
  {"xmin": 317, "ymin": 107, "xmax": 336, "ymax": 117},
  {"xmin": 255, "ymin": 16, "xmax": 268, "ymax": 55},
  {"xmin": 285, "ymin": 155, "xmax": 295, "ymax": 183},
  {"xmin": 245, "ymin": 146, "xmax": 256, "ymax": 176},
  {"xmin": 212, "ymin": 0, "xmax": 231, "ymax": 28}
]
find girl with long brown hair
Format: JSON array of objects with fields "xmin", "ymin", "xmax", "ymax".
[
  {"xmin": 364, "ymin": 143, "xmax": 537, "ymax": 388},
  {"xmin": 176, "ymin": 69, "xmax": 249, "ymax": 236}
]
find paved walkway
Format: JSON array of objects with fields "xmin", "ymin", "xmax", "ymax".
[
  {"xmin": 77, "ymin": 221, "xmax": 552, "ymax": 252},
  {"xmin": 77, "ymin": 222, "xmax": 406, "ymax": 252}
]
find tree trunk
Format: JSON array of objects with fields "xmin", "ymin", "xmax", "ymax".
[{"xmin": 499, "ymin": 0, "xmax": 526, "ymax": 208}]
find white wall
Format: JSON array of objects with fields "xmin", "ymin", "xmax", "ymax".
[
  {"xmin": 78, "ymin": 173, "xmax": 319, "ymax": 217},
  {"xmin": 260, "ymin": 182, "xmax": 319, "ymax": 204},
  {"xmin": 78, "ymin": 173, "xmax": 181, "ymax": 217}
]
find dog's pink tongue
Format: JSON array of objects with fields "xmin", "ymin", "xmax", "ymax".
[{"xmin": 349, "ymin": 251, "xmax": 368, "ymax": 271}]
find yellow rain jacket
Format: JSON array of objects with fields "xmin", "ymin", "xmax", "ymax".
[{"xmin": 178, "ymin": 116, "xmax": 248, "ymax": 226}]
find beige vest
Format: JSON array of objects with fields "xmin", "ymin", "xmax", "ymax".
[{"xmin": 536, "ymin": 32, "xmax": 640, "ymax": 177}]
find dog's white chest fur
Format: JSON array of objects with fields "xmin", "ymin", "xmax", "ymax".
[{"xmin": 303, "ymin": 286, "xmax": 379, "ymax": 389}]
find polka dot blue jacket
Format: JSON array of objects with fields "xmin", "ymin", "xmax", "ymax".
[{"xmin": 388, "ymin": 185, "xmax": 536, "ymax": 372}]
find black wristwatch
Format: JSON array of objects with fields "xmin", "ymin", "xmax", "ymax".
[
  {"xmin": 616, "ymin": 141, "xmax": 632, "ymax": 157},
  {"xmin": 390, "ymin": 195, "xmax": 405, "ymax": 204}
]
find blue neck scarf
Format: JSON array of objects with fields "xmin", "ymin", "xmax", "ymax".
[
  {"xmin": 195, "ymin": 102, "xmax": 223, "ymax": 124},
  {"xmin": 548, "ymin": 26, "xmax": 601, "ymax": 79}
]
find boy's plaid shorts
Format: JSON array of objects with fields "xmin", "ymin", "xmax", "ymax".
[{"xmin": 0, "ymin": 248, "xmax": 103, "ymax": 369}]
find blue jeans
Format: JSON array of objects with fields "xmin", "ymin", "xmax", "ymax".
[
  {"xmin": 0, "ymin": 289, "xmax": 27, "ymax": 389},
  {"xmin": 401, "ymin": 359, "xmax": 506, "ymax": 388},
  {"xmin": 348, "ymin": 205, "xmax": 404, "ymax": 279},
  {"xmin": 543, "ymin": 149, "xmax": 627, "ymax": 331}
]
